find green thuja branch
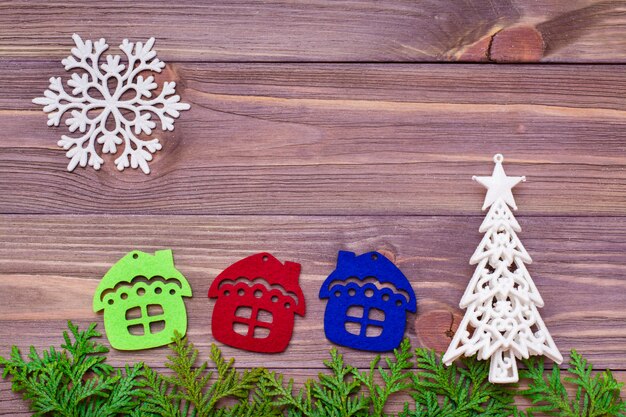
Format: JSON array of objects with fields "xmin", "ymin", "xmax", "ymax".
[
  {"xmin": 401, "ymin": 348, "xmax": 515, "ymax": 417},
  {"xmin": 140, "ymin": 332, "xmax": 264, "ymax": 417},
  {"xmin": 262, "ymin": 347, "xmax": 370, "ymax": 417},
  {"xmin": 519, "ymin": 350, "xmax": 626, "ymax": 417},
  {"xmin": 0, "ymin": 321, "xmax": 144, "ymax": 417},
  {"xmin": 261, "ymin": 371, "xmax": 314, "ymax": 416},
  {"xmin": 2, "ymin": 322, "xmax": 626, "ymax": 417},
  {"xmin": 353, "ymin": 338, "xmax": 414, "ymax": 417}
]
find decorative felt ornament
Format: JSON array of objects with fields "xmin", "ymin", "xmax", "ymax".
[
  {"xmin": 208, "ymin": 253, "xmax": 305, "ymax": 353},
  {"xmin": 443, "ymin": 154, "xmax": 563, "ymax": 384},
  {"xmin": 319, "ymin": 251, "xmax": 417, "ymax": 352},
  {"xmin": 33, "ymin": 34, "xmax": 190, "ymax": 174},
  {"xmin": 93, "ymin": 249, "xmax": 192, "ymax": 350}
]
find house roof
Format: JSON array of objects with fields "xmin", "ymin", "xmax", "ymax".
[
  {"xmin": 319, "ymin": 251, "xmax": 416, "ymax": 312},
  {"xmin": 93, "ymin": 249, "xmax": 192, "ymax": 311},
  {"xmin": 208, "ymin": 252, "xmax": 305, "ymax": 315}
]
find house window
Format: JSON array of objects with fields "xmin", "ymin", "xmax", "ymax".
[
  {"xmin": 232, "ymin": 306, "xmax": 274, "ymax": 338},
  {"xmin": 345, "ymin": 306, "xmax": 386, "ymax": 337},
  {"xmin": 125, "ymin": 303, "xmax": 166, "ymax": 336}
]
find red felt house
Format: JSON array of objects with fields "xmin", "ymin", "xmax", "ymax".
[{"xmin": 208, "ymin": 252, "xmax": 305, "ymax": 353}]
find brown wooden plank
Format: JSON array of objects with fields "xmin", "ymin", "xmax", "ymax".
[
  {"xmin": 0, "ymin": 1, "xmax": 625, "ymax": 62},
  {"xmin": 1, "ymin": 62, "xmax": 626, "ymax": 215},
  {"xmin": 1, "ymin": 215, "xmax": 625, "ymax": 370}
]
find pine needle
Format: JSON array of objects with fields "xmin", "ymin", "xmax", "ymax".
[
  {"xmin": 0, "ymin": 321, "xmax": 143, "ymax": 417},
  {"xmin": 139, "ymin": 331, "xmax": 264, "ymax": 417},
  {"xmin": 2, "ymin": 323, "xmax": 625, "ymax": 417},
  {"xmin": 519, "ymin": 350, "xmax": 626, "ymax": 417}
]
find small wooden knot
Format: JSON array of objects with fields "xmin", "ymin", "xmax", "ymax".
[
  {"xmin": 415, "ymin": 309, "xmax": 462, "ymax": 352},
  {"xmin": 376, "ymin": 248, "xmax": 396, "ymax": 263},
  {"xmin": 457, "ymin": 35, "xmax": 493, "ymax": 62},
  {"xmin": 490, "ymin": 26, "xmax": 545, "ymax": 63}
]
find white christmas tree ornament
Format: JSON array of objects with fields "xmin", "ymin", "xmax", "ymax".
[
  {"xmin": 33, "ymin": 34, "xmax": 190, "ymax": 174},
  {"xmin": 442, "ymin": 154, "xmax": 562, "ymax": 384}
]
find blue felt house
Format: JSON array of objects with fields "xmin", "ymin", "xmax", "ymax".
[{"xmin": 319, "ymin": 251, "xmax": 417, "ymax": 352}]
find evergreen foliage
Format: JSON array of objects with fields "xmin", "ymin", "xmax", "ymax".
[
  {"xmin": 0, "ymin": 322, "xmax": 144, "ymax": 417},
  {"xmin": 519, "ymin": 350, "xmax": 626, "ymax": 417},
  {"xmin": 140, "ymin": 332, "xmax": 267, "ymax": 417},
  {"xmin": 401, "ymin": 348, "xmax": 516, "ymax": 417},
  {"xmin": 1, "ymin": 322, "xmax": 624, "ymax": 417}
]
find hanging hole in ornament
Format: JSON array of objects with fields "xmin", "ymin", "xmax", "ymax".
[
  {"xmin": 348, "ymin": 288, "xmax": 356, "ymax": 296},
  {"xmin": 371, "ymin": 254, "xmax": 378, "ymax": 261},
  {"xmin": 382, "ymin": 294, "xmax": 390, "ymax": 301},
  {"xmin": 136, "ymin": 287, "xmax": 146, "ymax": 296},
  {"xmin": 132, "ymin": 253, "xmax": 139, "ymax": 259},
  {"xmin": 494, "ymin": 154, "xmax": 504, "ymax": 163},
  {"xmin": 262, "ymin": 255, "xmax": 268, "ymax": 262},
  {"xmin": 238, "ymin": 288, "xmax": 245, "ymax": 296},
  {"xmin": 396, "ymin": 300, "xmax": 402, "ymax": 307},
  {"xmin": 254, "ymin": 289, "xmax": 263, "ymax": 298}
]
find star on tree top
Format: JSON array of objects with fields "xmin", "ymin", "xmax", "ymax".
[{"xmin": 473, "ymin": 154, "xmax": 526, "ymax": 211}]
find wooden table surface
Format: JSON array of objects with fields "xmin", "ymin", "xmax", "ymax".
[{"xmin": 2, "ymin": 1, "xmax": 626, "ymax": 415}]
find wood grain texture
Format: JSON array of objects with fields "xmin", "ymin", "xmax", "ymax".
[
  {"xmin": 1, "ymin": 215, "xmax": 625, "ymax": 370},
  {"xmin": 2, "ymin": 62, "xmax": 626, "ymax": 216},
  {"xmin": 2, "ymin": 1, "xmax": 626, "ymax": 414},
  {"xmin": 0, "ymin": 1, "xmax": 625, "ymax": 62}
]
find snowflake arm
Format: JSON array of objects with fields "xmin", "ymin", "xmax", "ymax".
[{"xmin": 32, "ymin": 34, "xmax": 190, "ymax": 174}]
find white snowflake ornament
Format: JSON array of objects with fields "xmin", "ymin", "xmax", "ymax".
[
  {"xmin": 33, "ymin": 34, "xmax": 190, "ymax": 174},
  {"xmin": 442, "ymin": 154, "xmax": 562, "ymax": 384}
]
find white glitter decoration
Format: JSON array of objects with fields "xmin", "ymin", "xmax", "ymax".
[
  {"xmin": 33, "ymin": 34, "xmax": 190, "ymax": 174},
  {"xmin": 442, "ymin": 154, "xmax": 563, "ymax": 384}
]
